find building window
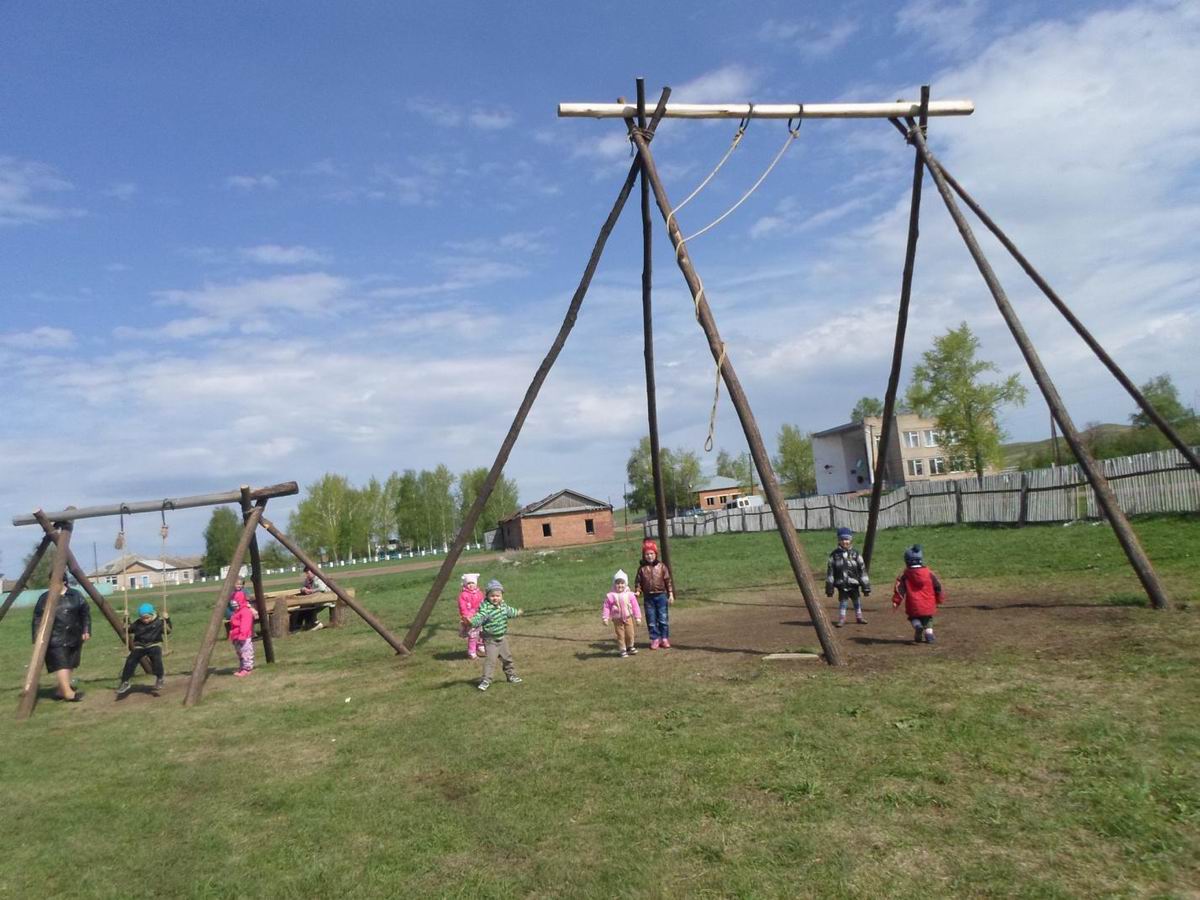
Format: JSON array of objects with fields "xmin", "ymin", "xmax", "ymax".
[
  {"xmin": 705, "ymin": 496, "xmax": 715, "ymax": 506},
  {"xmin": 949, "ymin": 456, "xmax": 969, "ymax": 473},
  {"xmin": 904, "ymin": 431, "xmax": 920, "ymax": 448},
  {"xmin": 906, "ymin": 458, "xmax": 925, "ymax": 477},
  {"xmin": 542, "ymin": 523, "xmax": 552, "ymax": 538},
  {"xmin": 930, "ymin": 457, "xmax": 946, "ymax": 475},
  {"xmin": 719, "ymin": 495, "xmax": 728, "ymax": 504},
  {"xmin": 923, "ymin": 429, "xmax": 939, "ymax": 447},
  {"xmin": 585, "ymin": 518, "xmax": 595, "ymax": 535}
]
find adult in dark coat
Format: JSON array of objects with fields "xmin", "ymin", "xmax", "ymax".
[{"xmin": 32, "ymin": 572, "xmax": 91, "ymax": 701}]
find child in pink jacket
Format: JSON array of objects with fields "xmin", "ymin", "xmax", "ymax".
[
  {"xmin": 457, "ymin": 573, "xmax": 485, "ymax": 659},
  {"xmin": 602, "ymin": 569, "xmax": 642, "ymax": 658},
  {"xmin": 228, "ymin": 591, "xmax": 256, "ymax": 676}
]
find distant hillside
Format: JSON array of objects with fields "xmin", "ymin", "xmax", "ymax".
[{"xmin": 1002, "ymin": 423, "xmax": 1131, "ymax": 468}]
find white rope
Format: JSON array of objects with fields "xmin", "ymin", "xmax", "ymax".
[
  {"xmin": 664, "ymin": 113, "xmax": 750, "ymax": 236},
  {"xmin": 679, "ymin": 121, "xmax": 801, "ymax": 246}
]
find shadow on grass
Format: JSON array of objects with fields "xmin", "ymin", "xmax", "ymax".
[
  {"xmin": 436, "ymin": 677, "xmax": 482, "ymax": 690},
  {"xmin": 850, "ymin": 636, "xmax": 921, "ymax": 646}
]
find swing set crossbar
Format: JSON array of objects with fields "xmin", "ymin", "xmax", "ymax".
[
  {"xmin": 11, "ymin": 482, "xmax": 299, "ymax": 526},
  {"xmin": 558, "ymin": 100, "xmax": 974, "ymax": 120}
]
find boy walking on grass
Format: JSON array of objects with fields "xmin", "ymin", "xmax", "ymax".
[
  {"xmin": 470, "ymin": 579, "xmax": 523, "ymax": 691},
  {"xmin": 825, "ymin": 527, "xmax": 870, "ymax": 627},
  {"xmin": 891, "ymin": 545, "xmax": 945, "ymax": 643}
]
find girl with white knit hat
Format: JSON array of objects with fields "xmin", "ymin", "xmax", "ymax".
[{"xmin": 602, "ymin": 569, "xmax": 642, "ymax": 658}]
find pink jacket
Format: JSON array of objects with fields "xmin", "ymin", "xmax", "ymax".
[
  {"xmin": 229, "ymin": 596, "xmax": 256, "ymax": 642},
  {"xmin": 458, "ymin": 586, "xmax": 484, "ymax": 621},
  {"xmin": 602, "ymin": 590, "xmax": 641, "ymax": 624}
]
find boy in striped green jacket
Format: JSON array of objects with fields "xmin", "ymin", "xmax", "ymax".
[{"xmin": 470, "ymin": 579, "xmax": 524, "ymax": 691}]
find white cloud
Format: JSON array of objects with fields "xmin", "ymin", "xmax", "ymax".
[
  {"xmin": 895, "ymin": 0, "xmax": 988, "ymax": 58},
  {"xmin": 0, "ymin": 157, "xmax": 84, "ymax": 225},
  {"xmin": 672, "ymin": 64, "xmax": 759, "ymax": 103},
  {"xmin": 758, "ymin": 18, "xmax": 860, "ymax": 59},
  {"xmin": 0, "ymin": 326, "xmax": 76, "ymax": 350},
  {"xmin": 238, "ymin": 244, "xmax": 332, "ymax": 266},
  {"xmin": 224, "ymin": 173, "xmax": 280, "ymax": 190},
  {"xmin": 103, "ymin": 182, "xmax": 138, "ymax": 200},
  {"xmin": 469, "ymin": 109, "xmax": 515, "ymax": 130}
]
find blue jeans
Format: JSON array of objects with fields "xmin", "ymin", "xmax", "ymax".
[
  {"xmin": 644, "ymin": 592, "xmax": 669, "ymax": 640},
  {"xmin": 837, "ymin": 587, "xmax": 863, "ymax": 618}
]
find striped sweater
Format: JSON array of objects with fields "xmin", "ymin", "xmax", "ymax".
[{"xmin": 469, "ymin": 601, "xmax": 521, "ymax": 638}]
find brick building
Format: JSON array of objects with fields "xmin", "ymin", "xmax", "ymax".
[
  {"xmin": 498, "ymin": 489, "xmax": 614, "ymax": 549},
  {"xmin": 693, "ymin": 476, "xmax": 745, "ymax": 511}
]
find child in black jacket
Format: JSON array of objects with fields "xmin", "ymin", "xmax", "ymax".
[{"xmin": 116, "ymin": 603, "xmax": 172, "ymax": 695}]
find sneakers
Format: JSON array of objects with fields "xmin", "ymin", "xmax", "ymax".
[
  {"xmin": 661, "ymin": 638, "xmax": 671, "ymax": 649},
  {"xmin": 467, "ymin": 652, "xmax": 478, "ymax": 660},
  {"xmin": 628, "ymin": 646, "xmax": 638, "ymax": 655},
  {"xmin": 913, "ymin": 628, "xmax": 924, "ymax": 644},
  {"xmin": 619, "ymin": 650, "xmax": 629, "ymax": 658},
  {"xmin": 310, "ymin": 622, "xmax": 324, "ymax": 631},
  {"xmin": 154, "ymin": 678, "xmax": 166, "ymax": 691},
  {"xmin": 478, "ymin": 680, "xmax": 491, "ymax": 691},
  {"xmin": 835, "ymin": 620, "xmax": 846, "ymax": 628},
  {"xmin": 650, "ymin": 639, "xmax": 661, "ymax": 650},
  {"xmin": 116, "ymin": 682, "xmax": 132, "ymax": 696},
  {"xmin": 507, "ymin": 675, "xmax": 523, "ymax": 684},
  {"xmin": 66, "ymin": 691, "xmax": 85, "ymax": 702},
  {"xmin": 924, "ymin": 630, "xmax": 936, "ymax": 643},
  {"xmin": 856, "ymin": 616, "xmax": 867, "ymax": 625},
  {"xmin": 235, "ymin": 669, "xmax": 251, "ymax": 678}
]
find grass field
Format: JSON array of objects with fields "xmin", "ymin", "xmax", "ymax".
[{"xmin": 1, "ymin": 517, "xmax": 1197, "ymax": 898}]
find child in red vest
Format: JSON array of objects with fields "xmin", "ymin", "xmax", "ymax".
[{"xmin": 891, "ymin": 545, "xmax": 945, "ymax": 644}]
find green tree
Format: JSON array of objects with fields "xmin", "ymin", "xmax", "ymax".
[
  {"xmin": 288, "ymin": 474, "xmax": 360, "ymax": 562},
  {"xmin": 1130, "ymin": 373, "xmax": 1196, "ymax": 430},
  {"xmin": 906, "ymin": 323, "xmax": 1028, "ymax": 479},
  {"xmin": 22, "ymin": 540, "xmax": 59, "ymax": 589},
  {"xmin": 850, "ymin": 396, "xmax": 883, "ymax": 422},
  {"xmin": 773, "ymin": 424, "xmax": 815, "ymax": 496},
  {"xmin": 715, "ymin": 448, "xmax": 754, "ymax": 490},
  {"xmin": 626, "ymin": 438, "xmax": 702, "ymax": 516},
  {"xmin": 258, "ymin": 540, "xmax": 291, "ymax": 570},
  {"xmin": 458, "ymin": 468, "xmax": 520, "ymax": 543},
  {"xmin": 202, "ymin": 507, "xmax": 242, "ymax": 575}
]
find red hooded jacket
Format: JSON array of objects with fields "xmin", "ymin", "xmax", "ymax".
[
  {"xmin": 228, "ymin": 595, "xmax": 256, "ymax": 642},
  {"xmin": 891, "ymin": 565, "xmax": 944, "ymax": 617}
]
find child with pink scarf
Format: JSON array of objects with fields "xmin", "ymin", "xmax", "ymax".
[
  {"xmin": 602, "ymin": 569, "xmax": 642, "ymax": 658},
  {"xmin": 457, "ymin": 573, "xmax": 486, "ymax": 659}
]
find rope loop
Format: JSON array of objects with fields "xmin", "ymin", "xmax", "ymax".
[{"xmin": 704, "ymin": 342, "xmax": 728, "ymax": 452}]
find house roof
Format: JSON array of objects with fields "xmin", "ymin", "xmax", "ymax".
[
  {"xmin": 694, "ymin": 476, "xmax": 742, "ymax": 493},
  {"xmin": 90, "ymin": 554, "xmax": 200, "ymax": 577},
  {"xmin": 501, "ymin": 488, "xmax": 612, "ymax": 521},
  {"xmin": 812, "ymin": 421, "xmax": 863, "ymax": 438}
]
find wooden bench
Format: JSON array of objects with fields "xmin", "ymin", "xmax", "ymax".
[{"xmin": 261, "ymin": 588, "xmax": 352, "ymax": 639}]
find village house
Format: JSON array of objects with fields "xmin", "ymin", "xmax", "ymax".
[
  {"xmin": 692, "ymin": 476, "xmax": 745, "ymax": 511},
  {"xmin": 812, "ymin": 413, "xmax": 993, "ymax": 496},
  {"xmin": 498, "ymin": 489, "xmax": 614, "ymax": 549},
  {"xmin": 89, "ymin": 554, "xmax": 203, "ymax": 589}
]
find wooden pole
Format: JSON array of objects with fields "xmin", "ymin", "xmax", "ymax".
[
  {"xmin": 908, "ymin": 125, "xmax": 1170, "ymax": 610},
  {"xmin": 17, "ymin": 521, "xmax": 73, "ymax": 720},
  {"xmin": 12, "ymin": 481, "xmax": 298, "ymax": 526},
  {"xmin": 257, "ymin": 515, "xmax": 409, "ymax": 656},
  {"xmin": 0, "ymin": 534, "xmax": 50, "ymax": 624},
  {"xmin": 1051, "ymin": 412, "xmax": 1061, "ymax": 466},
  {"xmin": 863, "ymin": 86, "xmax": 930, "ymax": 570},
  {"xmin": 627, "ymin": 117, "xmax": 845, "ymax": 665},
  {"xmin": 935, "ymin": 166, "xmax": 1200, "ymax": 477},
  {"xmin": 183, "ymin": 506, "xmax": 263, "ymax": 707},
  {"xmin": 400, "ymin": 89, "xmax": 672, "ymax": 652},
  {"xmin": 239, "ymin": 488, "xmax": 275, "ymax": 664},
  {"xmin": 637, "ymin": 77, "xmax": 674, "ymax": 578},
  {"xmin": 559, "ymin": 99, "xmax": 974, "ymax": 120}
]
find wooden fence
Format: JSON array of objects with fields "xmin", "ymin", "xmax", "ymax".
[{"xmin": 645, "ymin": 446, "xmax": 1199, "ymax": 539}]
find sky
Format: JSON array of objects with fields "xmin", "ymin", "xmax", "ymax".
[{"xmin": 2, "ymin": 0, "xmax": 1197, "ymax": 570}]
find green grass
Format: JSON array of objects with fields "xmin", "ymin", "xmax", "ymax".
[{"xmin": 1, "ymin": 517, "xmax": 1197, "ymax": 897}]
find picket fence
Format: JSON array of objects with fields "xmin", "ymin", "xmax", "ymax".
[{"xmin": 644, "ymin": 446, "xmax": 1200, "ymax": 539}]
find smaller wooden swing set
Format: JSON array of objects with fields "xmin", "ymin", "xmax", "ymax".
[{"xmin": 2, "ymin": 481, "xmax": 407, "ymax": 721}]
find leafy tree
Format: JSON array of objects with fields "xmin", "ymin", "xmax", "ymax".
[
  {"xmin": 626, "ymin": 438, "xmax": 702, "ymax": 515},
  {"xmin": 1130, "ymin": 373, "xmax": 1196, "ymax": 430},
  {"xmin": 202, "ymin": 507, "xmax": 242, "ymax": 575},
  {"xmin": 773, "ymin": 424, "xmax": 815, "ymax": 496},
  {"xmin": 715, "ymin": 448, "xmax": 754, "ymax": 490},
  {"xmin": 850, "ymin": 396, "xmax": 884, "ymax": 423},
  {"xmin": 22, "ymin": 540, "xmax": 59, "ymax": 589},
  {"xmin": 906, "ymin": 323, "xmax": 1028, "ymax": 479},
  {"xmin": 258, "ymin": 540, "xmax": 291, "ymax": 569},
  {"xmin": 458, "ymin": 468, "xmax": 520, "ymax": 543},
  {"xmin": 288, "ymin": 474, "xmax": 361, "ymax": 562}
]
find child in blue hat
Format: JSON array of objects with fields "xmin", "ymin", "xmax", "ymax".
[
  {"xmin": 825, "ymin": 527, "xmax": 871, "ymax": 627},
  {"xmin": 116, "ymin": 602, "xmax": 172, "ymax": 695}
]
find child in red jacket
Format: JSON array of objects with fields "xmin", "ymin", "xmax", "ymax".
[
  {"xmin": 891, "ymin": 545, "xmax": 944, "ymax": 644},
  {"xmin": 228, "ymin": 591, "xmax": 257, "ymax": 676}
]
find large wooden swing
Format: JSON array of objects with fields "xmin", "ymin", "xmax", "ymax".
[
  {"xmin": 399, "ymin": 79, "xmax": 1189, "ymax": 665},
  {"xmin": 4, "ymin": 482, "xmax": 407, "ymax": 720}
]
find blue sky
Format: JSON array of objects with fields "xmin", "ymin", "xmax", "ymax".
[{"xmin": 2, "ymin": 0, "xmax": 1197, "ymax": 569}]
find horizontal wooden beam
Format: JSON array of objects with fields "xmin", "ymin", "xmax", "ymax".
[
  {"xmin": 12, "ymin": 482, "xmax": 299, "ymax": 526},
  {"xmin": 558, "ymin": 100, "xmax": 974, "ymax": 120}
]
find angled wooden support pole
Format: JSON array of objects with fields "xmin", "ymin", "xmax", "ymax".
[
  {"xmin": 908, "ymin": 125, "xmax": 1171, "ymax": 610},
  {"xmin": 934, "ymin": 165, "xmax": 1200, "ymax": 477},
  {"xmin": 257, "ymin": 515, "xmax": 408, "ymax": 656},
  {"xmin": 239, "ymin": 488, "xmax": 275, "ymax": 664},
  {"xmin": 184, "ymin": 506, "xmax": 263, "ymax": 707},
  {"xmin": 627, "ymin": 115, "xmax": 845, "ymax": 665},
  {"xmin": 0, "ymin": 534, "xmax": 51, "ymax": 624},
  {"xmin": 400, "ymin": 88, "xmax": 672, "ymax": 653},
  {"xmin": 637, "ymin": 77, "xmax": 674, "ymax": 576},
  {"xmin": 863, "ymin": 86, "xmax": 930, "ymax": 570},
  {"xmin": 17, "ymin": 518, "xmax": 73, "ymax": 720}
]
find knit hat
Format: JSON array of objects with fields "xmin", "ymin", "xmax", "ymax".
[
  {"xmin": 485, "ymin": 578, "xmax": 504, "ymax": 593},
  {"xmin": 138, "ymin": 603, "xmax": 155, "ymax": 617},
  {"xmin": 904, "ymin": 544, "xmax": 923, "ymax": 565},
  {"xmin": 642, "ymin": 539, "xmax": 658, "ymax": 556},
  {"xmin": 836, "ymin": 527, "xmax": 854, "ymax": 540},
  {"xmin": 613, "ymin": 569, "xmax": 629, "ymax": 585},
  {"xmin": 461, "ymin": 573, "xmax": 480, "ymax": 585}
]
